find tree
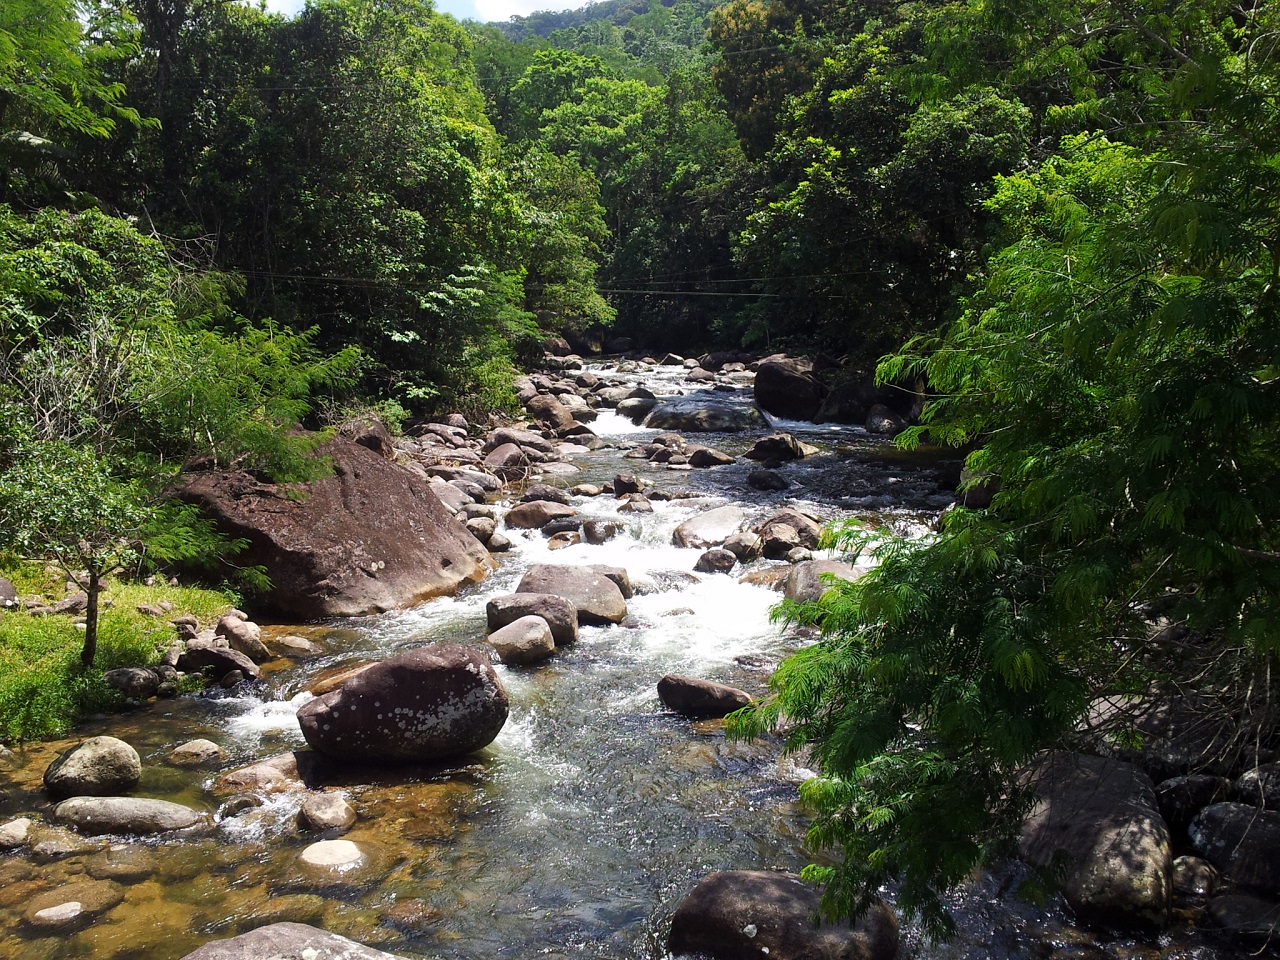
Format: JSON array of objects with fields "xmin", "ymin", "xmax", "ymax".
[
  {"xmin": 0, "ymin": 444, "xmax": 146, "ymax": 670},
  {"xmin": 0, "ymin": 0, "xmax": 149, "ymax": 202},
  {"xmin": 731, "ymin": 0, "xmax": 1280, "ymax": 939}
]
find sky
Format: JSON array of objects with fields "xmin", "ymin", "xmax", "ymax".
[{"xmin": 259, "ymin": 0, "xmax": 584, "ymax": 25}]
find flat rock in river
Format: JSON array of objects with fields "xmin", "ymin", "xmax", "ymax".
[
  {"xmin": 515, "ymin": 564, "xmax": 627, "ymax": 625},
  {"xmin": 54, "ymin": 796, "xmax": 204, "ymax": 835},
  {"xmin": 673, "ymin": 506, "xmax": 746, "ymax": 549},
  {"xmin": 642, "ymin": 398, "xmax": 765, "ymax": 433}
]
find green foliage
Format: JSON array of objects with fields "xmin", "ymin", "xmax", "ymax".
[
  {"xmin": 0, "ymin": 0, "xmax": 151, "ymax": 204},
  {"xmin": 0, "ymin": 569, "xmax": 232, "ymax": 741},
  {"xmin": 731, "ymin": 0, "xmax": 1280, "ymax": 937}
]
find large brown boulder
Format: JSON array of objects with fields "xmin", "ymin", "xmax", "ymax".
[
  {"xmin": 754, "ymin": 358, "xmax": 827, "ymax": 421},
  {"xmin": 297, "ymin": 645, "xmax": 508, "ymax": 764},
  {"xmin": 175, "ymin": 436, "xmax": 493, "ymax": 619},
  {"xmin": 1019, "ymin": 752, "xmax": 1171, "ymax": 927},
  {"xmin": 667, "ymin": 870, "xmax": 898, "ymax": 960}
]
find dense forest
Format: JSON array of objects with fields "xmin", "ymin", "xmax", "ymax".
[{"xmin": 2, "ymin": 0, "xmax": 1278, "ymax": 939}]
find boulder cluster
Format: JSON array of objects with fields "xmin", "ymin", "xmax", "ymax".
[{"xmin": 1015, "ymin": 717, "xmax": 1280, "ymax": 944}]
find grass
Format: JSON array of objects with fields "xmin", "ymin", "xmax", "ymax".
[{"xmin": 0, "ymin": 561, "xmax": 236, "ymax": 743}]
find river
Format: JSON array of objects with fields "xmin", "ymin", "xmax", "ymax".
[{"xmin": 0, "ymin": 362, "xmax": 1245, "ymax": 960}]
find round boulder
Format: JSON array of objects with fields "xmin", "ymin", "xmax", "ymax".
[
  {"xmin": 694, "ymin": 548, "xmax": 737, "ymax": 575},
  {"xmin": 667, "ymin": 870, "xmax": 898, "ymax": 960},
  {"xmin": 488, "ymin": 616, "xmax": 556, "ymax": 665},
  {"xmin": 505, "ymin": 500, "xmax": 578, "ymax": 530},
  {"xmin": 169, "ymin": 738, "xmax": 225, "ymax": 767},
  {"xmin": 44, "ymin": 736, "xmax": 141, "ymax": 799},
  {"xmin": 673, "ymin": 506, "xmax": 745, "ymax": 549},
  {"xmin": 298, "ymin": 794, "xmax": 357, "ymax": 833},
  {"xmin": 103, "ymin": 667, "xmax": 159, "ymax": 700},
  {"xmin": 784, "ymin": 560, "xmax": 864, "ymax": 603},
  {"xmin": 297, "ymin": 645, "xmax": 509, "ymax": 764}
]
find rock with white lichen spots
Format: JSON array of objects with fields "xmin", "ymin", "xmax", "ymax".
[{"xmin": 296, "ymin": 645, "xmax": 508, "ymax": 764}]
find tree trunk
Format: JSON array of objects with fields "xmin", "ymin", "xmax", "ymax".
[{"xmin": 81, "ymin": 569, "xmax": 101, "ymax": 671}]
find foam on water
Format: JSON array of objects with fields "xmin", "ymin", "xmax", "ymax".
[{"xmin": 220, "ymin": 691, "xmax": 313, "ymax": 749}]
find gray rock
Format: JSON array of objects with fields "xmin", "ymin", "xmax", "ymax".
[
  {"xmin": 658, "ymin": 675, "xmax": 753, "ymax": 719},
  {"xmin": 617, "ymin": 493, "xmax": 653, "ymax": 513},
  {"xmin": 178, "ymin": 922, "xmax": 408, "ymax": 959},
  {"xmin": 488, "ymin": 616, "xmax": 556, "ymax": 665},
  {"xmin": 464, "ymin": 516, "xmax": 497, "ymax": 544},
  {"xmin": 54, "ymin": 796, "xmax": 204, "ymax": 834},
  {"xmin": 1172, "ymin": 855, "xmax": 1219, "ymax": 901},
  {"xmin": 754, "ymin": 357, "xmax": 828, "ymax": 421},
  {"xmin": 687, "ymin": 445, "xmax": 735, "ymax": 468},
  {"xmin": 298, "ymin": 793, "xmax": 357, "ymax": 833},
  {"xmin": 673, "ymin": 506, "xmax": 745, "ymax": 549},
  {"xmin": 1190, "ymin": 802, "xmax": 1280, "ymax": 894},
  {"xmin": 275, "ymin": 634, "xmax": 324, "ymax": 657},
  {"xmin": 44, "ymin": 736, "xmax": 141, "ymax": 799},
  {"xmin": 216, "ymin": 614, "xmax": 271, "ymax": 664},
  {"xmin": 516, "ymin": 564, "xmax": 627, "ymax": 625},
  {"xmin": 582, "ymin": 519, "xmax": 622, "ymax": 544},
  {"xmin": 1019, "ymin": 752, "xmax": 1171, "ymax": 926},
  {"xmin": 0, "ymin": 817, "xmax": 32, "ymax": 850},
  {"xmin": 1237, "ymin": 762, "xmax": 1280, "ymax": 810},
  {"xmin": 487, "ymin": 593, "xmax": 579, "ymax": 647},
  {"xmin": 747, "ymin": 468, "xmax": 790, "ymax": 491},
  {"xmin": 1207, "ymin": 894, "xmax": 1280, "ymax": 945},
  {"xmin": 617, "ymin": 397, "xmax": 659, "ymax": 422},
  {"xmin": 756, "ymin": 508, "xmax": 822, "ymax": 549},
  {"xmin": 783, "ymin": 560, "xmax": 864, "ymax": 603},
  {"xmin": 0, "ymin": 576, "xmax": 17, "ymax": 607},
  {"xmin": 643, "ymin": 398, "xmax": 766, "ymax": 433},
  {"xmin": 723, "ymin": 532, "xmax": 762, "ymax": 561},
  {"xmin": 169, "ymin": 739, "xmax": 225, "ymax": 767},
  {"xmin": 667, "ymin": 870, "xmax": 898, "ymax": 960},
  {"xmin": 22, "ymin": 880, "xmax": 124, "ymax": 931},
  {"xmin": 520, "ymin": 482, "xmax": 571, "ymax": 505},
  {"xmin": 103, "ymin": 666, "xmax": 160, "ymax": 699},
  {"xmin": 1155, "ymin": 774, "xmax": 1231, "ymax": 832},
  {"xmin": 744, "ymin": 432, "xmax": 817, "ymax": 462},
  {"xmin": 177, "ymin": 639, "xmax": 261, "ymax": 681},
  {"xmin": 866, "ymin": 403, "xmax": 907, "ymax": 436},
  {"xmin": 589, "ymin": 564, "xmax": 633, "ymax": 598}
]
